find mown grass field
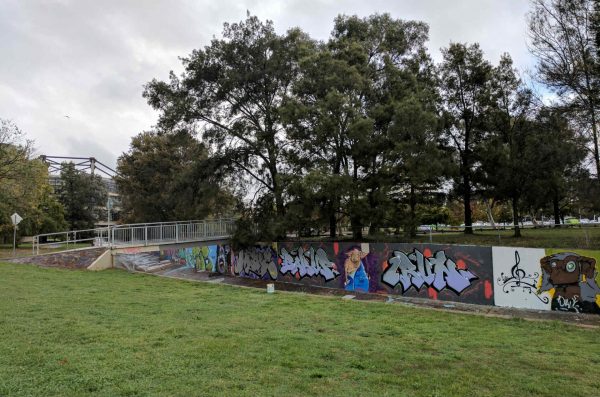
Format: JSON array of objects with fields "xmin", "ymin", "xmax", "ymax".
[
  {"xmin": 367, "ymin": 227, "xmax": 600, "ymax": 250},
  {"xmin": 1, "ymin": 263, "xmax": 600, "ymax": 396}
]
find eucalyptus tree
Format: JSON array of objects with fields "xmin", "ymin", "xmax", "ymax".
[
  {"xmin": 116, "ymin": 130, "xmax": 236, "ymax": 223},
  {"xmin": 0, "ymin": 119, "xmax": 33, "ymax": 184},
  {"xmin": 0, "ymin": 120, "xmax": 66, "ymax": 243},
  {"xmin": 480, "ymin": 54, "xmax": 536, "ymax": 237},
  {"xmin": 439, "ymin": 43, "xmax": 494, "ymax": 234},
  {"xmin": 529, "ymin": 0, "xmax": 600, "ymax": 180},
  {"xmin": 144, "ymin": 15, "xmax": 310, "ymax": 232},
  {"xmin": 523, "ymin": 108, "xmax": 586, "ymax": 226},
  {"xmin": 387, "ymin": 93, "xmax": 449, "ymax": 237},
  {"xmin": 283, "ymin": 13, "xmax": 433, "ymax": 239}
]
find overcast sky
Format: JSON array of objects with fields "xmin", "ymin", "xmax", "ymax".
[{"xmin": 1, "ymin": 0, "xmax": 535, "ymax": 169}]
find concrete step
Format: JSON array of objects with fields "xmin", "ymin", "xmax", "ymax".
[{"xmin": 135, "ymin": 260, "xmax": 175, "ymax": 273}]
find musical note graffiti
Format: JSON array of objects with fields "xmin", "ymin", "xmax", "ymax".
[{"xmin": 496, "ymin": 251, "xmax": 549, "ymax": 304}]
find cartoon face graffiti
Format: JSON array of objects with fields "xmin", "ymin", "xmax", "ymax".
[
  {"xmin": 539, "ymin": 252, "xmax": 600, "ymax": 313},
  {"xmin": 344, "ymin": 248, "xmax": 369, "ymax": 292}
]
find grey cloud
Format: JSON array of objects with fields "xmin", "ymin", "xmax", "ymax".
[{"xmin": 1, "ymin": 0, "xmax": 535, "ymax": 168}]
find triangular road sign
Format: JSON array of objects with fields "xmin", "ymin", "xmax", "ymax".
[{"xmin": 11, "ymin": 213, "xmax": 23, "ymax": 225}]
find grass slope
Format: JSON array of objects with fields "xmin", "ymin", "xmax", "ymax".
[
  {"xmin": 361, "ymin": 227, "xmax": 600, "ymax": 250},
  {"xmin": 0, "ymin": 263, "xmax": 599, "ymax": 397}
]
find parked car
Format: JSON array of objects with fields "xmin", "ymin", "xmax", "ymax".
[
  {"xmin": 564, "ymin": 217, "xmax": 580, "ymax": 225},
  {"xmin": 417, "ymin": 225, "xmax": 432, "ymax": 232}
]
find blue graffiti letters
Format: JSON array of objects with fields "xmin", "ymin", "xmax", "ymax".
[{"xmin": 382, "ymin": 249, "xmax": 477, "ymax": 294}]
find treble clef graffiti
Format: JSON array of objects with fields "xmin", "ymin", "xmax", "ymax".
[{"xmin": 497, "ymin": 251, "xmax": 549, "ymax": 304}]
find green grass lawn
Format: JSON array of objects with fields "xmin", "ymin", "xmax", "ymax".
[
  {"xmin": 358, "ymin": 227, "xmax": 600, "ymax": 250},
  {"xmin": 1, "ymin": 263, "xmax": 599, "ymax": 397}
]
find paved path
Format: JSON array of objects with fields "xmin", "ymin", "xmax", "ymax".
[{"xmin": 6, "ymin": 247, "xmax": 106, "ymax": 269}]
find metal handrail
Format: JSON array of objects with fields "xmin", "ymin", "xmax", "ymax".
[
  {"xmin": 110, "ymin": 218, "xmax": 237, "ymax": 229},
  {"xmin": 32, "ymin": 227, "xmax": 111, "ymax": 255},
  {"xmin": 31, "ymin": 218, "xmax": 237, "ymax": 255}
]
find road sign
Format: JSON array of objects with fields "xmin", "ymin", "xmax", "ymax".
[
  {"xmin": 11, "ymin": 213, "xmax": 22, "ymax": 225},
  {"xmin": 11, "ymin": 212, "xmax": 22, "ymax": 257}
]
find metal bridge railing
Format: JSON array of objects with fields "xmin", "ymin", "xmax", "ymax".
[
  {"xmin": 32, "ymin": 218, "xmax": 236, "ymax": 255},
  {"xmin": 31, "ymin": 227, "xmax": 112, "ymax": 255}
]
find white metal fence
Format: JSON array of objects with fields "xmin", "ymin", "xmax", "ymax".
[{"xmin": 31, "ymin": 219, "xmax": 236, "ymax": 255}]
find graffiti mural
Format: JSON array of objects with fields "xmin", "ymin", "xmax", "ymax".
[
  {"xmin": 109, "ymin": 239, "xmax": 600, "ymax": 315},
  {"xmin": 381, "ymin": 248, "xmax": 478, "ymax": 294},
  {"xmin": 274, "ymin": 242, "xmax": 492, "ymax": 304},
  {"xmin": 161, "ymin": 248, "xmax": 196, "ymax": 271},
  {"xmin": 275, "ymin": 242, "xmax": 378, "ymax": 291},
  {"xmin": 114, "ymin": 251, "xmax": 161, "ymax": 272},
  {"xmin": 492, "ymin": 247, "xmax": 551, "ymax": 310},
  {"xmin": 160, "ymin": 244, "xmax": 231, "ymax": 275},
  {"xmin": 279, "ymin": 246, "xmax": 339, "ymax": 281},
  {"xmin": 342, "ymin": 246, "xmax": 371, "ymax": 292},
  {"xmin": 233, "ymin": 245, "xmax": 278, "ymax": 280},
  {"xmin": 377, "ymin": 243, "xmax": 493, "ymax": 305},
  {"xmin": 539, "ymin": 252, "xmax": 600, "ymax": 314}
]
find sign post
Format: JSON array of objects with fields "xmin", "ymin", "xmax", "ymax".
[{"xmin": 11, "ymin": 213, "xmax": 23, "ymax": 257}]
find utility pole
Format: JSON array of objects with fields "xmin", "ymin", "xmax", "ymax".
[{"xmin": 107, "ymin": 197, "xmax": 112, "ymax": 225}]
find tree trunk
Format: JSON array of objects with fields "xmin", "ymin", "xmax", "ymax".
[
  {"xmin": 485, "ymin": 199, "xmax": 496, "ymax": 229},
  {"xmin": 590, "ymin": 108, "xmax": 600, "ymax": 182},
  {"xmin": 367, "ymin": 155, "xmax": 380, "ymax": 236},
  {"xmin": 553, "ymin": 194, "xmax": 561, "ymax": 227},
  {"xmin": 350, "ymin": 159, "xmax": 362, "ymax": 240},
  {"xmin": 512, "ymin": 195, "xmax": 521, "ymax": 238},
  {"xmin": 267, "ymin": 145, "xmax": 284, "ymax": 218},
  {"xmin": 272, "ymin": 174, "xmax": 285, "ymax": 240},
  {"xmin": 330, "ymin": 160, "xmax": 342, "ymax": 238},
  {"xmin": 405, "ymin": 184, "xmax": 417, "ymax": 238},
  {"xmin": 273, "ymin": 182, "xmax": 284, "ymax": 217},
  {"xmin": 463, "ymin": 173, "xmax": 473, "ymax": 235},
  {"xmin": 329, "ymin": 210, "xmax": 337, "ymax": 239},
  {"xmin": 351, "ymin": 216, "xmax": 363, "ymax": 240},
  {"xmin": 367, "ymin": 188, "xmax": 379, "ymax": 236}
]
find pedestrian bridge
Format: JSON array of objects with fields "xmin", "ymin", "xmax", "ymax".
[{"xmin": 32, "ymin": 218, "xmax": 236, "ymax": 255}]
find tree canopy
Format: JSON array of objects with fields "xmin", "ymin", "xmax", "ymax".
[{"xmin": 116, "ymin": 9, "xmax": 600, "ymax": 241}]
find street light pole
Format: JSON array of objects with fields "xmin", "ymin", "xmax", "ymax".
[{"xmin": 107, "ymin": 197, "xmax": 111, "ymax": 226}]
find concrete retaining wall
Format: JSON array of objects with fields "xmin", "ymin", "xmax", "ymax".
[
  {"xmin": 232, "ymin": 242, "xmax": 600, "ymax": 315},
  {"xmin": 107, "ymin": 240, "xmax": 600, "ymax": 315}
]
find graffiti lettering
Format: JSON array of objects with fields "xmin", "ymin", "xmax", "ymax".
[
  {"xmin": 382, "ymin": 249, "xmax": 477, "ymax": 294},
  {"xmin": 554, "ymin": 295, "xmax": 581, "ymax": 313},
  {"xmin": 280, "ymin": 247, "xmax": 339, "ymax": 281},
  {"xmin": 235, "ymin": 247, "xmax": 277, "ymax": 280},
  {"xmin": 216, "ymin": 245, "xmax": 230, "ymax": 274}
]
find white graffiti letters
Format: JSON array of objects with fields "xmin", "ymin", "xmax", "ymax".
[
  {"xmin": 382, "ymin": 249, "xmax": 477, "ymax": 294},
  {"xmin": 554, "ymin": 295, "xmax": 581, "ymax": 313},
  {"xmin": 280, "ymin": 247, "xmax": 339, "ymax": 281},
  {"xmin": 235, "ymin": 247, "xmax": 277, "ymax": 280}
]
